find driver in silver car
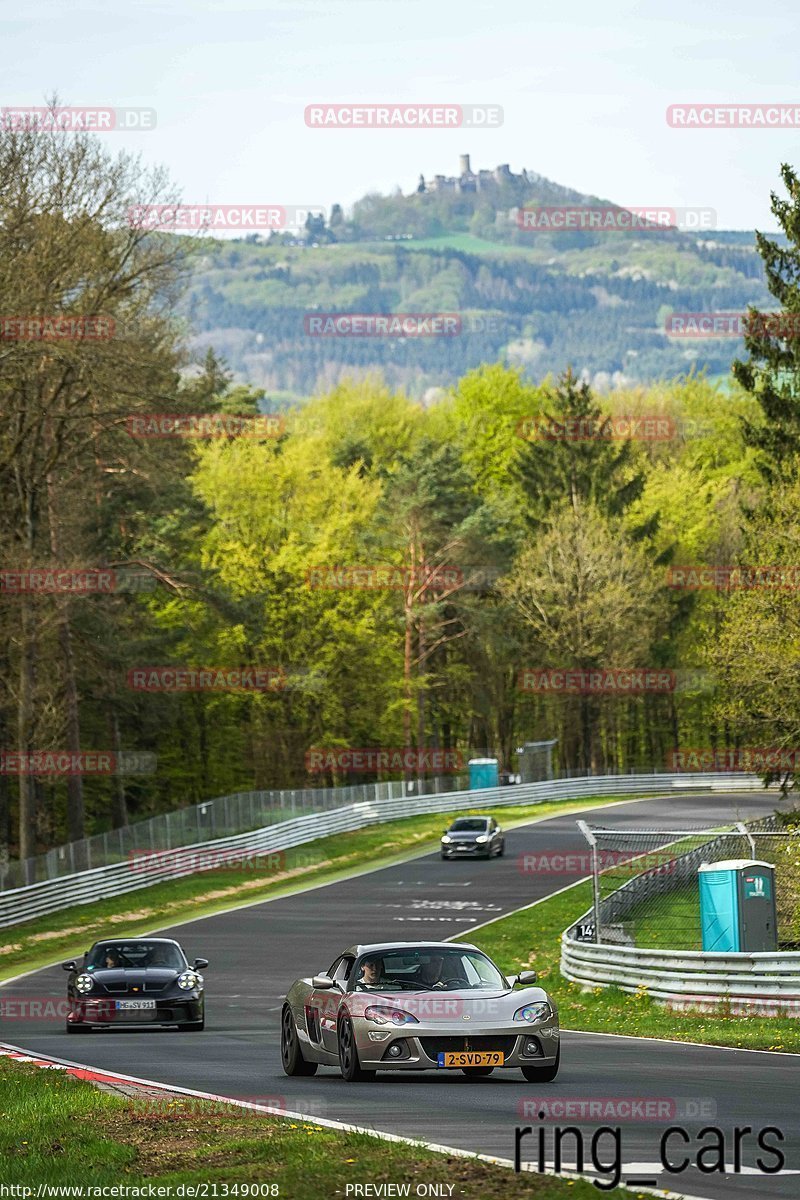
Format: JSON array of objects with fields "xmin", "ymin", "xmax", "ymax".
[{"xmin": 355, "ymin": 955, "xmax": 386, "ymax": 989}]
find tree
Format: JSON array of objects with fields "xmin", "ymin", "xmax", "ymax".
[
  {"xmin": 733, "ymin": 164, "xmax": 800, "ymax": 478},
  {"xmin": 502, "ymin": 504, "xmax": 666, "ymax": 769},
  {"xmin": 709, "ymin": 479, "xmax": 800, "ymax": 783},
  {"xmin": 0, "ymin": 106, "xmax": 191, "ymax": 861},
  {"xmin": 514, "ymin": 369, "xmax": 647, "ymax": 527}
]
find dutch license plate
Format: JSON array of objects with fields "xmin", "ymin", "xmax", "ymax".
[
  {"xmin": 115, "ymin": 999, "xmax": 156, "ymax": 1011},
  {"xmin": 437, "ymin": 1051, "xmax": 504, "ymax": 1068}
]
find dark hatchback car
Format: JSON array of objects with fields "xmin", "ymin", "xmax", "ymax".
[
  {"xmin": 440, "ymin": 815, "xmax": 505, "ymax": 860},
  {"xmin": 63, "ymin": 937, "xmax": 207, "ymax": 1033}
]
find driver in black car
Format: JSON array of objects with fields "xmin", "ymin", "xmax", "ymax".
[{"xmin": 103, "ymin": 949, "xmax": 121, "ymax": 969}]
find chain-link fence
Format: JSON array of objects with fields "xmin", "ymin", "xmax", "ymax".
[
  {"xmin": 576, "ymin": 816, "xmax": 800, "ymax": 950},
  {"xmin": 0, "ymin": 773, "xmax": 470, "ymax": 890}
]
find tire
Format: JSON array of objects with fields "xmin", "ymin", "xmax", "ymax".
[
  {"xmin": 281, "ymin": 1005, "xmax": 318, "ymax": 1076},
  {"xmin": 66, "ymin": 1022, "xmax": 90, "ymax": 1034},
  {"xmin": 521, "ymin": 1045, "xmax": 560, "ymax": 1082},
  {"xmin": 337, "ymin": 1015, "xmax": 376, "ymax": 1082},
  {"xmin": 497, "ymin": 841, "xmax": 505, "ymax": 857},
  {"xmin": 178, "ymin": 1019, "xmax": 205, "ymax": 1031},
  {"xmin": 462, "ymin": 1066, "xmax": 494, "ymax": 1077}
]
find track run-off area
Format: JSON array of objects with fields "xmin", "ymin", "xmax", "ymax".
[{"xmin": 2, "ymin": 791, "xmax": 798, "ymax": 1200}]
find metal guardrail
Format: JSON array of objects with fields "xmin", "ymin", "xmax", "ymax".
[
  {"xmin": 0, "ymin": 771, "xmax": 768, "ymax": 930},
  {"xmin": 560, "ymin": 937, "xmax": 800, "ymax": 1012},
  {"xmin": 1, "ymin": 774, "xmax": 471, "ymax": 891}
]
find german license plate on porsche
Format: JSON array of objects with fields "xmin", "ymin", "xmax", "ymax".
[
  {"xmin": 115, "ymin": 999, "xmax": 156, "ymax": 1011},
  {"xmin": 437, "ymin": 1051, "xmax": 504, "ymax": 1067}
]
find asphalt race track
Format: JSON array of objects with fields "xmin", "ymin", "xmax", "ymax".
[{"xmin": 4, "ymin": 792, "xmax": 799, "ymax": 1200}]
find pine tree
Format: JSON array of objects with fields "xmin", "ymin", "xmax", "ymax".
[
  {"xmin": 514, "ymin": 369, "xmax": 646, "ymax": 527},
  {"xmin": 733, "ymin": 163, "xmax": 800, "ymax": 479}
]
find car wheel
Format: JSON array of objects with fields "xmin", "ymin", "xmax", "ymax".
[
  {"xmin": 66, "ymin": 1022, "xmax": 90, "ymax": 1034},
  {"xmin": 521, "ymin": 1045, "xmax": 560, "ymax": 1082},
  {"xmin": 337, "ymin": 1015, "xmax": 376, "ymax": 1082},
  {"xmin": 462, "ymin": 1066, "xmax": 494, "ymax": 1077},
  {"xmin": 440, "ymin": 853, "xmax": 448, "ymax": 860},
  {"xmin": 497, "ymin": 841, "xmax": 505, "ymax": 857},
  {"xmin": 281, "ymin": 1005, "xmax": 318, "ymax": 1076}
]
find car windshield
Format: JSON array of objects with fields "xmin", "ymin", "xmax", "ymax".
[
  {"xmin": 350, "ymin": 947, "xmax": 507, "ymax": 991},
  {"xmin": 86, "ymin": 942, "xmax": 186, "ymax": 971},
  {"xmin": 449, "ymin": 818, "xmax": 488, "ymax": 832}
]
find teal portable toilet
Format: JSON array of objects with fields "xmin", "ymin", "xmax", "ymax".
[
  {"xmin": 468, "ymin": 758, "xmax": 498, "ymax": 790},
  {"xmin": 698, "ymin": 860, "xmax": 777, "ymax": 952}
]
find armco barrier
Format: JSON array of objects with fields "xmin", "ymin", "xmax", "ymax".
[
  {"xmin": 0, "ymin": 772, "xmax": 768, "ymax": 929},
  {"xmin": 0, "ymin": 773, "xmax": 471, "ymax": 890},
  {"xmin": 560, "ymin": 935, "xmax": 800, "ymax": 1013}
]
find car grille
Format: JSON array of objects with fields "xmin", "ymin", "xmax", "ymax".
[
  {"xmin": 418, "ymin": 1035, "xmax": 517, "ymax": 1058},
  {"xmin": 103, "ymin": 983, "xmax": 166, "ymax": 994}
]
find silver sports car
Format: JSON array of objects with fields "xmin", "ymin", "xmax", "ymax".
[{"xmin": 281, "ymin": 941, "xmax": 559, "ymax": 1082}]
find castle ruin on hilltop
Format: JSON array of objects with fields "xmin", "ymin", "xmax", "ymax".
[{"xmin": 416, "ymin": 154, "xmax": 535, "ymax": 195}]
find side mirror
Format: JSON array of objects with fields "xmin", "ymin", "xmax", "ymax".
[
  {"xmin": 193, "ymin": 958, "xmax": 209, "ymax": 970},
  {"xmin": 516, "ymin": 970, "xmax": 538, "ymax": 985},
  {"xmin": 312, "ymin": 975, "xmax": 336, "ymax": 990},
  {"xmin": 61, "ymin": 961, "xmax": 77, "ymax": 972}
]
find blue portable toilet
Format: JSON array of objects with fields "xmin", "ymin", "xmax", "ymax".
[
  {"xmin": 698, "ymin": 859, "xmax": 777, "ymax": 952},
  {"xmin": 468, "ymin": 758, "xmax": 499, "ymax": 790}
]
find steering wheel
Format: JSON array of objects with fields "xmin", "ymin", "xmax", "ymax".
[{"xmin": 439, "ymin": 977, "xmax": 463, "ymax": 988}]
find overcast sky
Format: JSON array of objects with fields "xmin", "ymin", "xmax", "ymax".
[{"xmin": 3, "ymin": 0, "xmax": 799, "ymax": 231}]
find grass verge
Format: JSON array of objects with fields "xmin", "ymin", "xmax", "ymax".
[
  {"xmin": 461, "ymin": 881, "xmax": 800, "ymax": 1053},
  {"xmin": 0, "ymin": 794, "xmax": 638, "ymax": 983},
  {"xmin": 0, "ymin": 1057, "xmax": 643, "ymax": 1199}
]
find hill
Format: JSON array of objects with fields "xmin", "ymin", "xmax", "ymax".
[{"xmin": 182, "ymin": 157, "xmax": 774, "ymax": 398}]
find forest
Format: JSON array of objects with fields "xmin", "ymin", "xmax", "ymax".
[{"xmin": 2, "ymin": 121, "xmax": 800, "ymax": 864}]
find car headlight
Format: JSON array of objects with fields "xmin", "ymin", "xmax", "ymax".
[
  {"xmin": 441, "ymin": 835, "xmax": 451, "ymax": 843},
  {"xmin": 76, "ymin": 974, "xmax": 94, "ymax": 994},
  {"xmin": 475, "ymin": 835, "xmax": 488, "ymax": 844},
  {"xmin": 178, "ymin": 971, "xmax": 201, "ymax": 990},
  {"xmin": 514, "ymin": 1001, "xmax": 552, "ymax": 1023},
  {"xmin": 364, "ymin": 1005, "xmax": 419, "ymax": 1026}
]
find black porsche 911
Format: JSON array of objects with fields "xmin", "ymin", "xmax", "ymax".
[{"xmin": 63, "ymin": 937, "xmax": 207, "ymax": 1033}]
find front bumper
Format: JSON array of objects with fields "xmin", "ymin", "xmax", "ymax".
[
  {"xmin": 67, "ymin": 996, "xmax": 203, "ymax": 1027},
  {"xmin": 441, "ymin": 841, "xmax": 490, "ymax": 857},
  {"xmin": 350, "ymin": 1017, "xmax": 560, "ymax": 1069}
]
